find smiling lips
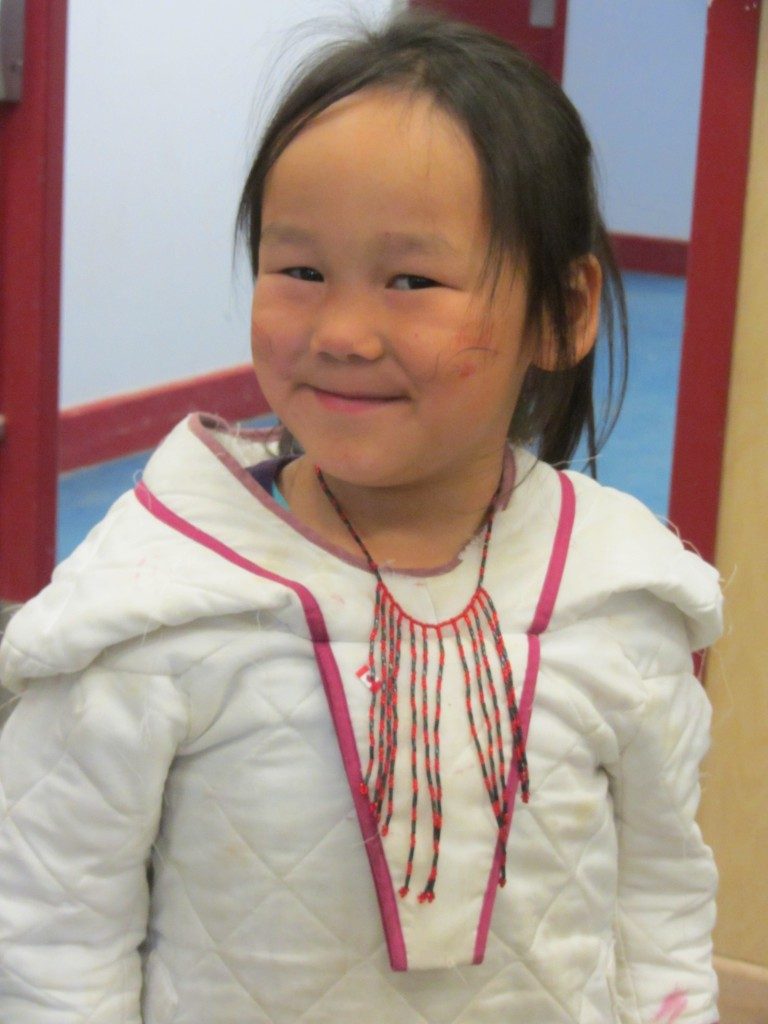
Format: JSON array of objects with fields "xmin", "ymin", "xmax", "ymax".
[{"xmin": 310, "ymin": 386, "xmax": 405, "ymax": 413}]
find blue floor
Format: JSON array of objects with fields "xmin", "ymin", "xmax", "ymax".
[
  {"xmin": 574, "ymin": 271, "xmax": 685, "ymax": 515},
  {"xmin": 57, "ymin": 272, "xmax": 685, "ymax": 563}
]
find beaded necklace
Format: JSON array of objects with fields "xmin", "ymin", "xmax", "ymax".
[{"xmin": 316, "ymin": 468, "xmax": 530, "ymax": 903}]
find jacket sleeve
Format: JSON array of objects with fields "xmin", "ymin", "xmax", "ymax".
[
  {"xmin": 0, "ymin": 665, "xmax": 188, "ymax": 1024},
  {"xmin": 606, "ymin": 611, "xmax": 718, "ymax": 1024}
]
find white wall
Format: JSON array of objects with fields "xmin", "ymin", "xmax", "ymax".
[
  {"xmin": 60, "ymin": 0, "xmax": 706, "ymax": 408},
  {"xmin": 59, "ymin": 0, "xmax": 397, "ymax": 407},
  {"xmin": 563, "ymin": 0, "xmax": 707, "ymax": 239}
]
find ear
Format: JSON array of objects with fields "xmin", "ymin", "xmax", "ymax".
[{"xmin": 533, "ymin": 254, "xmax": 602, "ymax": 371}]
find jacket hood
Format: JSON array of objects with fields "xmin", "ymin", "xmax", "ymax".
[
  {"xmin": 0, "ymin": 415, "xmax": 722, "ymax": 694},
  {"xmin": 0, "ymin": 417, "xmax": 293, "ymax": 694}
]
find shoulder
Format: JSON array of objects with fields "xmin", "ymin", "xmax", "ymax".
[
  {"xmin": 0, "ymin": 416, "xmax": 294, "ymax": 695},
  {"xmin": 509, "ymin": 453, "xmax": 722, "ymax": 654}
]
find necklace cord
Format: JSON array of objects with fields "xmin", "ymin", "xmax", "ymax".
[{"xmin": 315, "ymin": 467, "xmax": 529, "ymax": 901}]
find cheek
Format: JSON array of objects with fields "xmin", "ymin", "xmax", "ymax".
[
  {"xmin": 250, "ymin": 317, "xmax": 276, "ymax": 362},
  {"xmin": 401, "ymin": 323, "xmax": 491, "ymax": 384},
  {"xmin": 440, "ymin": 329, "xmax": 526, "ymax": 417},
  {"xmin": 451, "ymin": 316, "xmax": 498, "ymax": 356},
  {"xmin": 448, "ymin": 310, "xmax": 530, "ymax": 382},
  {"xmin": 445, "ymin": 328, "xmax": 497, "ymax": 380},
  {"xmin": 250, "ymin": 310, "xmax": 306, "ymax": 377},
  {"xmin": 250, "ymin": 277, "xmax": 316, "ymax": 369}
]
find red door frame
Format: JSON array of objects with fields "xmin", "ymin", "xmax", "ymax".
[
  {"xmin": 668, "ymin": 1, "xmax": 762, "ymax": 564},
  {"xmin": 0, "ymin": 1, "xmax": 68, "ymax": 602}
]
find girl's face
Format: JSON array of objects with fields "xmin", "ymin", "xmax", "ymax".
[{"xmin": 251, "ymin": 87, "xmax": 535, "ymax": 492}]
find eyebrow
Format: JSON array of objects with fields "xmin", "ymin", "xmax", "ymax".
[
  {"xmin": 259, "ymin": 223, "xmax": 458, "ymax": 258},
  {"xmin": 259, "ymin": 224, "xmax": 315, "ymax": 247},
  {"xmin": 377, "ymin": 230, "xmax": 458, "ymax": 258}
]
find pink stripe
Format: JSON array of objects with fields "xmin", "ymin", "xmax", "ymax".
[
  {"xmin": 653, "ymin": 990, "xmax": 688, "ymax": 1023},
  {"xmin": 133, "ymin": 480, "xmax": 408, "ymax": 970},
  {"xmin": 529, "ymin": 473, "xmax": 576, "ymax": 635},
  {"xmin": 473, "ymin": 471, "xmax": 576, "ymax": 964}
]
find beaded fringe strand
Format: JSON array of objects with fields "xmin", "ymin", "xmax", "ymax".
[{"xmin": 317, "ymin": 469, "xmax": 529, "ymax": 901}]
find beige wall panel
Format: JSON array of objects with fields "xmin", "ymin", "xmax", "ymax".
[
  {"xmin": 715, "ymin": 956, "xmax": 768, "ymax": 1024},
  {"xmin": 698, "ymin": 3, "xmax": 768, "ymax": 970}
]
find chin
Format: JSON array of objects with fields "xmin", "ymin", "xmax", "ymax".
[{"xmin": 309, "ymin": 449, "xmax": 414, "ymax": 490}]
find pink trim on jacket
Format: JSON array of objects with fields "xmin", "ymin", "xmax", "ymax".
[
  {"xmin": 133, "ymin": 479, "xmax": 408, "ymax": 971},
  {"xmin": 188, "ymin": 414, "xmax": 519, "ymax": 578},
  {"xmin": 473, "ymin": 471, "xmax": 576, "ymax": 963}
]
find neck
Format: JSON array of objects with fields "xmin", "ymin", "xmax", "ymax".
[{"xmin": 281, "ymin": 449, "xmax": 509, "ymax": 570}]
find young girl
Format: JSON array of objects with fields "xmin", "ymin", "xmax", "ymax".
[{"xmin": 0, "ymin": 11, "xmax": 722, "ymax": 1024}]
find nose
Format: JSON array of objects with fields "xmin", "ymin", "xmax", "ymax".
[{"xmin": 309, "ymin": 291, "xmax": 385, "ymax": 362}]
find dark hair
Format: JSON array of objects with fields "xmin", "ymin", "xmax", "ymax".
[{"xmin": 237, "ymin": 8, "xmax": 627, "ymax": 472}]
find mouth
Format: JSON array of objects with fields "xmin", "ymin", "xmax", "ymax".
[{"xmin": 309, "ymin": 386, "xmax": 406, "ymax": 413}]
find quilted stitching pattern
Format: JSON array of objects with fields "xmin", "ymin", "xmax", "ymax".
[
  {"xmin": 133, "ymin": 616, "xmax": 712, "ymax": 1022},
  {"xmin": 0, "ymin": 671, "xmax": 187, "ymax": 1023},
  {"xmin": 142, "ymin": 639, "xmax": 593, "ymax": 1023},
  {"xmin": 0, "ymin": 420, "xmax": 721, "ymax": 1023}
]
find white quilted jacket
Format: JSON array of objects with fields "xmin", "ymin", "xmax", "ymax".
[{"xmin": 0, "ymin": 415, "xmax": 722, "ymax": 1024}]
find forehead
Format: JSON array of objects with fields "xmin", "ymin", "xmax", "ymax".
[{"xmin": 262, "ymin": 87, "xmax": 487, "ymax": 241}]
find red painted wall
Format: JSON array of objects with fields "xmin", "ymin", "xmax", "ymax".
[
  {"xmin": 668, "ymin": 1, "xmax": 761, "ymax": 562},
  {"xmin": 0, "ymin": 2, "xmax": 68, "ymax": 601}
]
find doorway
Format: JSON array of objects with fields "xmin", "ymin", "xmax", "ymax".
[{"xmin": 411, "ymin": 0, "xmax": 567, "ymax": 80}]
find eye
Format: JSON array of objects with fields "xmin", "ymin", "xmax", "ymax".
[
  {"xmin": 282, "ymin": 267, "xmax": 324, "ymax": 283},
  {"xmin": 389, "ymin": 274, "xmax": 439, "ymax": 291}
]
